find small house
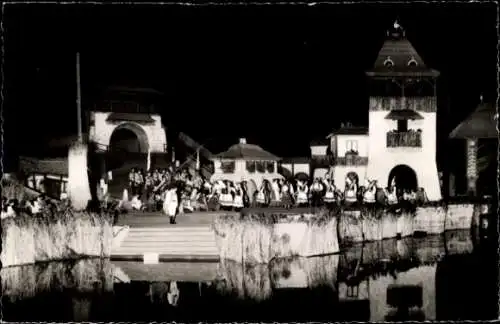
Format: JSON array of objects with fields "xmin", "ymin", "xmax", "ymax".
[{"xmin": 210, "ymin": 138, "xmax": 283, "ymax": 189}]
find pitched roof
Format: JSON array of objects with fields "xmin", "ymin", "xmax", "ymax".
[
  {"xmin": 213, "ymin": 140, "xmax": 280, "ymax": 161},
  {"xmin": 310, "ymin": 138, "xmax": 329, "ymax": 146},
  {"xmin": 327, "ymin": 126, "xmax": 368, "ymax": 137},
  {"xmin": 366, "ymin": 22, "xmax": 440, "ymax": 78},
  {"xmin": 19, "ymin": 156, "xmax": 68, "ymax": 176},
  {"xmin": 449, "ymin": 103, "xmax": 497, "ymax": 139},
  {"xmin": 385, "ymin": 109, "xmax": 424, "ymax": 120},
  {"xmin": 106, "ymin": 112, "xmax": 156, "ymax": 124}
]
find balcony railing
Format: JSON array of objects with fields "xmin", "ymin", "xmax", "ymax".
[
  {"xmin": 311, "ymin": 156, "xmax": 332, "ymax": 168},
  {"xmin": 386, "ymin": 131, "xmax": 422, "ymax": 148},
  {"xmin": 333, "ymin": 155, "xmax": 369, "ymax": 166}
]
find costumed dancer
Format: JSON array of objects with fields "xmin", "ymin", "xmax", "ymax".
[
  {"xmin": 344, "ymin": 177, "xmax": 358, "ymax": 205},
  {"xmin": 323, "ymin": 179, "xmax": 337, "ymax": 208},
  {"xmin": 415, "ymin": 187, "xmax": 428, "ymax": 206},
  {"xmin": 310, "ymin": 178, "xmax": 324, "ymax": 207},
  {"xmin": 241, "ymin": 181, "xmax": 251, "ymax": 208},
  {"xmin": 296, "ymin": 180, "xmax": 309, "ymax": 207},
  {"xmin": 219, "ymin": 181, "xmax": 233, "ymax": 211},
  {"xmin": 281, "ymin": 180, "xmax": 294, "ymax": 209},
  {"xmin": 163, "ymin": 184, "xmax": 179, "ymax": 224},
  {"xmin": 183, "ymin": 177, "xmax": 194, "ymax": 213},
  {"xmin": 255, "ymin": 182, "xmax": 267, "ymax": 207},
  {"xmin": 271, "ymin": 179, "xmax": 282, "ymax": 207},
  {"xmin": 385, "ymin": 178, "xmax": 399, "ymax": 213},
  {"xmin": 232, "ymin": 182, "xmax": 245, "ymax": 211},
  {"xmin": 363, "ymin": 179, "xmax": 377, "ymax": 205}
]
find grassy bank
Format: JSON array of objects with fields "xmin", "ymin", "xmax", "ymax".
[
  {"xmin": 1, "ymin": 209, "xmax": 113, "ymax": 267},
  {"xmin": 213, "ymin": 210, "xmax": 340, "ymax": 264}
]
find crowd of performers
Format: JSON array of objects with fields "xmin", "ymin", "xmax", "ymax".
[{"xmin": 124, "ymin": 166, "xmax": 430, "ymax": 224}]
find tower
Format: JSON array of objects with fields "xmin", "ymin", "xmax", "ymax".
[{"xmin": 365, "ymin": 21, "xmax": 442, "ymax": 201}]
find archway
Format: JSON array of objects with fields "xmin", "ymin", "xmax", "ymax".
[
  {"xmin": 109, "ymin": 123, "xmax": 149, "ymax": 154},
  {"xmin": 388, "ymin": 164, "xmax": 418, "ymax": 191}
]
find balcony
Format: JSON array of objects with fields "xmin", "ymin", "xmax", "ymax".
[
  {"xmin": 333, "ymin": 155, "xmax": 369, "ymax": 166},
  {"xmin": 386, "ymin": 130, "xmax": 422, "ymax": 148},
  {"xmin": 311, "ymin": 155, "xmax": 332, "ymax": 168}
]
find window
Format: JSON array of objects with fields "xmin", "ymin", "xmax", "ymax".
[
  {"xmin": 397, "ymin": 120, "xmax": 408, "ymax": 132},
  {"xmin": 220, "ymin": 161, "xmax": 235, "ymax": 174},
  {"xmin": 346, "ymin": 140, "xmax": 358, "ymax": 153},
  {"xmin": 384, "ymin": 57, "xmax": 394, "ymax": 68},
  {"xmin": 408, "ymin": 57, "xmax": 418, "ymax": 67}
]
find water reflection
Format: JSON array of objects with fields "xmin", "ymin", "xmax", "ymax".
[{"xmin": 2, "ymin": 230, "xmax": 496, "ymax": 322}]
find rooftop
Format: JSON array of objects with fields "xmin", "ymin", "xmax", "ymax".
[
  {"xmin": 327, "ymin": 124, "xmax": 368, "ymax": 137},
  {"xmin": 449, "ymin": 102, "xmax": 497, "ymax": 139},
  {"xmin": 366, "ymin": 21, "xmax": 440, "ymax": 78},
  {"xmin": 213, "ymin": 138, "xmax": 280, "ymax": 161}
]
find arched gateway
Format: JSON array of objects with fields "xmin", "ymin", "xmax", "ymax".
[
  {"xmin": 108, "ymin": 122, "xmax": 150, "ymax": 153},
  {"xmin": 388, "ymin": 164, "xmax": 418, "ymax": 191}
]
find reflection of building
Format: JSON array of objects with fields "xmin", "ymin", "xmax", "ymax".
[
  {"xmin": 210, "ymin": 138, "xmax": 283, "ymax": 188},
  {"xmin": 323, "ymin": 22, "xmax": 442, "ymax": 201},
  {"xmin": 449, "ymin": 100, "xmax": 497, "ymax": 196}
]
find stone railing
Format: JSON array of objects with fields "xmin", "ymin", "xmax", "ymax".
[
  {"xmin": 386, "ymin": 131, "xmax": 422, "ymax": 148},
  {"xmin": 333, "ymin": 155, "xmax": 369, "ymax": 166}
]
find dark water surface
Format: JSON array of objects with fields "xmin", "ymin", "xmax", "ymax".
[{"xmin": 2, "ymin": 230, "xmax": 497, "ymax": 322}]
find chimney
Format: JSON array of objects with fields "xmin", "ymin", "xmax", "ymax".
[{"xmin": 239, "ymin": 138, "xmax": 247, "ymax": 144}]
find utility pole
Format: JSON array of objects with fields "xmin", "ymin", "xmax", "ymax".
[{"xmin": 76, "ymin": 52, "xmax": 83, "ymax": 143}]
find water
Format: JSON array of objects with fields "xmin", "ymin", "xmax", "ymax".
[{"xmin": 2, "ymin": 230, "xmax": 497, "ymax": 322}]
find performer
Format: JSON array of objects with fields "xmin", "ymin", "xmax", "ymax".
[
  {"xmin": 255, "ymin": 182, "xmax": 267, "ymax": 207},
  {"xmin": 323, "ymin": 179, "xmax": 337, "ymax": 207},
  {"xmin": 363, "ymin": 179, "xmax": 377, "ymax": 204},
  {"xmin": 296, "ymin": 180, "xmax": 309, "ymax": 207},
  {"xmin": 219, "ymin": 181, "xmax": 233, "ymax": 211},
  {"xmin": 344, "ymin": 177, "xmax": 358, "ymax": 204},
  {"xmin": 386, "ymin": 178, "xmax": 398, "ymax": 206},
  {"xmin": 232, "ymin": 182, "xmax": 245, "ymax": 211},
  {"xmin": 163, "ymin": 184, "xmax": 179, "ymax": 224},
  {"xmin": 281, "ymin": 180, "xmax": 294, "ymax": 209},
  {"xmin": 310, "ymin": 178, "xmax": 324, "ymax": 207},
  {"xmin": 271, "ymin": 179, "xmax": 282, "ymax": 207}
]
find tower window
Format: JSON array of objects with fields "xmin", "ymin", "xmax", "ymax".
[
  {"xmin": 384, "ymin": 57, "xmax": 394, "ymax": 68},
  {"xmin": 397, "ymin": 120, "xmax": 408, "ymax": 132},
  {"xmin": 408, "ymin": 58, "xmax": 418, "ymax": 67}
]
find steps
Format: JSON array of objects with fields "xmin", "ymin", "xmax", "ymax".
[{"xmin": 111, "ymin": 226, "xmax": 220, "ymax": 261}]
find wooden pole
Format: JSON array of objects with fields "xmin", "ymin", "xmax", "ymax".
[{"xmin": 76, "ymin": 52, "xmax": 83, "ymax": 143}]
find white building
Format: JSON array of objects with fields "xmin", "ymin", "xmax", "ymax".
[
  {"xmin": 210, "ymin": 138, "xmax": 283, "ymax": 189},
  {"xmin": 325, "ymin": 22, "xmax": 442, "ymax": 201}
]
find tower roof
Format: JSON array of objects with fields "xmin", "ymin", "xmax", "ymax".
[
  {"xmin": 213, "ymin": 138, "xmax": 280, "ymax": 161},
  {"xmin": 449, "ymin": 100, "xmax": 497, "ymax": 139},
  {"xmin": 366, "ymin": 21, "xmax": 440, "ymax": 78}
]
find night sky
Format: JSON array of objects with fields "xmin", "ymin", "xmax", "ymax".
[{"xmin": 2, "ymin": 3, "xmax": 498, "ymax": 171}]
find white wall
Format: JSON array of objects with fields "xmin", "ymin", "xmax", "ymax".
[
  {"xmin": 311, "ymin": 145, "xmax": 328, "ymax": 156},
  {"xmin": 335, "ymin": 135, "xmax": 369, "ymax": 157},
  {"xmin": 366, "ymin": 105, "xmax": 441, "ymax": 201},
  {"xmin": 280, "ymin": 163, "xmax": 310, "ymax": 177},
  {"xmin": 211, "ymin": 159, "xmax": 282, "ymax": 188},
  {"xmin": 89, "ymin": 112, "xmax": 167, "ymax": 153}
]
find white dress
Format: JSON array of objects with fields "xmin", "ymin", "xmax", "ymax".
[
  {"xmin": 163, "ymin": 190, "xmax": 178, "ymax": 217},
  {"xmin": 219, "ymin": 187, "xmax": 233, "ymax": 207},
  {"xmin": 296, "ymin": 185, "xmax": 308, "ymax": 204},
  {"xmin": 256, "ymin": 188, "xmax": 266, "ymax": 204},
  {"xmin": 387, "ymin": 187, "xmax": 398, "ymax": 205},
  {"xmin": 363, "ymin": 185, "xmax": 376, "ymax": 203},
  {"xmin": 232, "ymin": 188, "xmax": 244, "ymax": 208},
  {"xmin": 345, "ymin": 184, "xmax": 357, "ymax": 203},
  {"xmin": 324, "ymin": 185, "xmax": 336, "ymax": 203}
]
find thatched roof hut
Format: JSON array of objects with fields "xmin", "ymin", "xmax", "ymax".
[{"xmin": 449, "ymin": 102, "xmax": 497, "ymax": 139}]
